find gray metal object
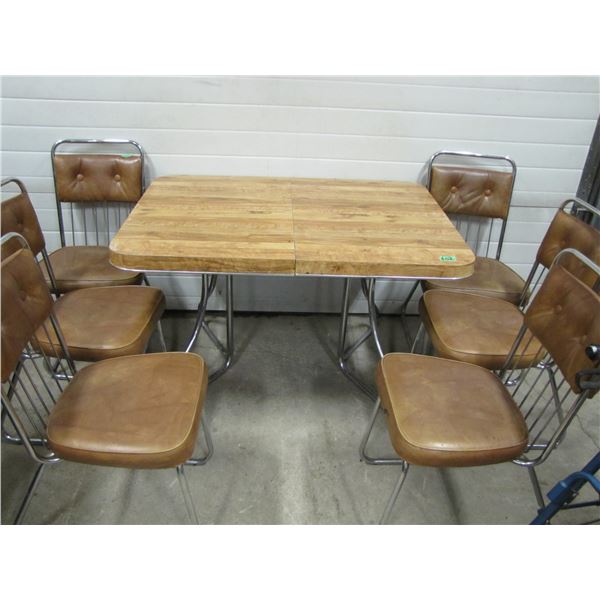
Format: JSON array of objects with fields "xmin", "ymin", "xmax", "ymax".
[{"xmin": 183, "ymin": 274, "xmax": 235, "ymax": 383}]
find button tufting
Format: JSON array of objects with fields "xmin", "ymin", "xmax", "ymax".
[
  {"xmin": 555, "ymin": 304, "xmax": 562, "ymax": 313},
  {"xmin": 484, "ymin": 189, "xmax": 492, "ymax": 196},
  {"xmin": 450, "ymin": 186, "xmax": 458, "ymax": 193},
  {"xmin": 76, "ymin": 173, "xmax": 84, "ymax": 181},
  {"xmin": 114, "ymin": 174, "xmax": 121, "ymax": 182},
  {"xmin": 19, "ymin": 290, "xmax": 27, "ymax": 301}
]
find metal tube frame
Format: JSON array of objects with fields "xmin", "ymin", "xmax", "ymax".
[
  {"xmin": 183, "ymin": 274, "xmax": 234, "ymax": 383},
  {"xmin": 337, "ymin": 278, "xmax": 380, "ymax": 400},
  {"xmin": 176, "ymin": 465, "xmax": 200, "ymax": 524}
]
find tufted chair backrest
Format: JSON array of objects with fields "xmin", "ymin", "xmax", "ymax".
[
  {"xmin": 53, "ymin": 154, "xmax": 143, "ymax": 204},
  {"xmin": 429, "ymin": 165, "xmax": 513, "ymax": 220},
  {"xmin": 426, "ymin": 151, "xmax": 516, "ymax": 261},
  {"xmin": 535, "ymin": 206, "xmax": 600, "ymax": 286},
  {"xmin": 1, "ymin": 246, "xmax": 54, "ymax": 382},
  {"xmin": 524, "ymin": 260, "xmax": 600, "ymax": 395},
  {"xmin": 51, "ymin": 139, "xmax": 145, "ymax": 247},
  {"xmin": 1, "ymin": 179, "xmax": 47, "ymax": 258}
]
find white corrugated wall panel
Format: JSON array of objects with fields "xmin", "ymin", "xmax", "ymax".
[{"xmin": 1, "ymin": 76, "xmax": 598, "ymax": 312}]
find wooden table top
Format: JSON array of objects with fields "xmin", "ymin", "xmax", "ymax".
[{"xmin": 110, "ymin": 176, "xmax": 475, "ymax": 278}]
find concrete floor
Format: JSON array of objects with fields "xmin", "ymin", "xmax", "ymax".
[{"xmin": 2, "ymin": 311, "xmax": 599, "ymax": 525}]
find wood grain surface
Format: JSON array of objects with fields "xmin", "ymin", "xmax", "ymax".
[
  {"xmin": 291, "ymin": 178, "xmax": 475, "ymax": 277},
  {"xmin": 110, "ymin": 176, "xmax": 296, "ymax": 274},
  {"xmin": 110, "ymin": 176, "xmax": 475, "ymax": 278}
]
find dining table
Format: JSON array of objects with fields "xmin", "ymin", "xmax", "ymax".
[{"xmin": 109, "ymin": 175, "xmax": 475, "ymax": 395}]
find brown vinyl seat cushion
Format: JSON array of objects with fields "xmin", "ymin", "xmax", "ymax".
[
  {"xmin": 43, "ymin": 245, "xmax": 142, "ymax": 292},
  {"xmin": 420, "ymin": 290, "xmax": 543, "ymax": 370},
  {"xmin": 36, "ymin": 286, "xmax": 165, "ymax": 362},
  {"xmin": 47, "ymin": 352, "xmax": 207, "ymax": 468},
  {"xmin": 423, "ymin": 256, "xmax": 526, "ymax": 304},
  {"xmin": 376, "ymin": 353, "xmax": 528, "ymax": 467}
]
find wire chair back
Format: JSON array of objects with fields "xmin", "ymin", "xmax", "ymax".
[
  {"xmin": 51, "ymin": 139, "xmax": 145, "ymax": 248},
  {"xmin": 500, "ymin": 249, "xmax": 600, "ymax": 468},
  {"xmin": 427, "ymin": 150, "xmax": 517, "ymax": 261},
  {"xmin": 1, "ymin": 233, "xmax": 75, "ymax": 463}
]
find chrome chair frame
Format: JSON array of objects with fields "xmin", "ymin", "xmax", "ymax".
[
  {"xmin": 409, "ymin": 197, "xmax": 600, "ymax": 351},
  {"xmin": 361, "ymin": 248, "xmax": 600, "ymax": 524},
  {"xmin": 337, "ymin": 151, "xmax": 517, "ymax": 398},
  {"xmin": 51, "ymin": 138, "xmax": 145, "ymax": 250},
  {"xmin": 52, "ymin": 141, "xmax": 232, "ymax": 378},
  {"xmin": 398, "ymin": 150, "xmax": 517, "ymax": 344},
  {"xmin": 0, "ymin": 178, "xmax": 168, "ymax": 384},
  {"xmin": 1, "ymin": 233, "xmax": 211, "ymax": 524}
]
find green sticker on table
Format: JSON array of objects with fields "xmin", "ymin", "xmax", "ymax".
[
  {"xmin": 440, "ymin": 255, "xmax": 457, "ymax": 262},
  {"xmin": 121, "ymin": 153, "xmax": 133, "ymax": 158}
]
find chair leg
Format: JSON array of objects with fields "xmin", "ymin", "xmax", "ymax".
[
  {"xmin": 410, "ymin": 323, "xmax": 424, "ymax": 354},
  {"xmin": 380, "ymin": 462, "xmax": 410, "ymax": 524},
  {"xmin": 186, "ymin": 418, "xmax": 214, "ymax": 466},
  {"xmin": 14, "ymin": 463, "xmax": 45, "ymax": 525},
  {"xmin": 156, "ymin": 320, "xmax": 168, "ymax": 352},
  {"xmin": 176, "ymin": 465, "xmax": 199, "ymax": 524},
  {"xmin": 528, "ymin": 465, "xmax": 546, "ymax": 510},
  {"xmin": 359, "ymin": 397, "xmax": 405, "ymax": 465},
  {"xmin": 399, "ymin": 280, "xmax": 420, "ymax": 349}
]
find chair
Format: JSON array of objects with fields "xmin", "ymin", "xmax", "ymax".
[
  {"xmin": 49, "ymin": 139, "xmax": 147, "ymax": 293},
  {"xmin": 361, "ymin": 248, "xmax": 600, "ymax": 524},
  {"xmin": 1, "ymin": 236, "xmax": 212, "ymax": 524},
  {"xmin": 337, "ymin": 151, "xmax": 518, "ymax": 390},
  {"xmin": 398, "ymin": 151, "xmax": 520, "ymax": 344},
  {"xmin": 1, "ymin": 179, "xmax": 167, "ymax": 364},
  {"xmin": 414, "ymin": 198, "xmax": 600, "ymax": 370}
]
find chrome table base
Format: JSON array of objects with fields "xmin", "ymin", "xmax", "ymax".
[{"xmin": 184, "ymin": 274, "xmax": 234, "ymax": 383}]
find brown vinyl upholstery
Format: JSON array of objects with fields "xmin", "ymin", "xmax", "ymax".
[
  {"xmin": 429, "ymin": 165, "xmax": 513, "ymax": 219},
  {"xmin": 1, "ymin": 187, "xmax": 46, "ymax": 256},
  {"xmin": 523, "ymin": 264, "xmax": 600, "ymax": 394},
  {"xmin": 41, "ymin": 245, "xmax": 143, "ymax": 291},
  {"xmin": 53, "ymin": 154, "xmax": 143, "ymax": 203},
  {"xmin": 423, "ymin": 256, "xmax": 525, "ymax": 303},
  {"xmin": 36, "ymin": 286, "xmax": 166, "ymax": 362},
  {"xmin": 420, "ymin": 290, "xmax": 544, "ymax": 370},
  {"xmin": 419, "ymin": 203, "xmax": 600, "ymax": 370},
  {"xmin": 1, "ymin": 248, "xmax": 53, "ymax": 382},
  {"xmin": 535, "ymin": 209, "xmax": 600, "ymax": 287},
  {"xmin": 47, "ymin": 352, "xmax": 207, "ymax": 469},
  {"xmin": 1, "ymin": 238, "xmax": 207, "ymax": 522},
  {"xmin": 50, "ymin": 150, "xmax": 145, "ymax": 293},
  {"xmin": 1, "ymin": 177, "xmax": 143, "ymax": 292},
  {"xmin": 376, "ymin": 354, "xmax": 528, "ymax": 467},
  {"xmin": 419, "ymin": 163, "xmax": 523, "ymax": 302}
]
